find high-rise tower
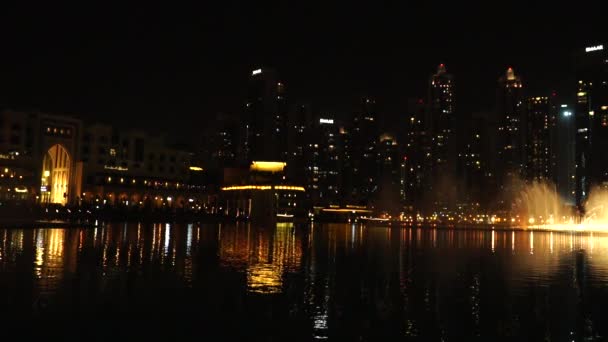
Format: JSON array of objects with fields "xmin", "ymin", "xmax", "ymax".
[
  {"xmin": 497, "ymin": 67, "xmax": 524, "ymax": 181},
  {"xmin": 244, "ymin": 68, "xmax": 288, "ymax": 163},
  {"xmin": 574, "ymin": 44, "xmax": 608, "ymax": 207},
  {"xmin": 428, "ymin": 63, "xmax": 455, "ymax": 173}
]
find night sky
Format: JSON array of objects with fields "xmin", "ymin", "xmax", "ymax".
[{"xmin": 0, "ymin": 3, "xmax": 605, "ymax": 142}]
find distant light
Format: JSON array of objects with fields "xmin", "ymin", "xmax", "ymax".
[
  {"xmin": 319, "ymin": 118, "xmax": 334, "ymax": 124},
  {"xmin": 276, "ymin": 213, "xmax": 294, "ymax": 218},
  {"xmin": 167, "ymin": 197, "xmax": 172, "ymax": 201},
  {"xmin": 589, "ymin": 111, "xmax": 595, "ymax": 116},
  {"xmin": 252, "ymin": 68, "xmax": 262, "ymax": 75},
  {"xmin": 561, "ymin": 104, "xmax": 568, "ymax": 108},
  {"xmin": 563, "ymin": 111, "xmax": 572, "ymax": 117},
  {"xmin": 104, "ymin": 165, "xmax": 128, "ymax": 171},
  {"xmin": 14, "ymin": 187, "xmax": 27, "ymax": 193},
  {"xmin": 585, "ymin": 45, "xmax": 603, "ymax": 52},
  {"xmin": 189, "ymin": 166, "xmax": 204, "ymax": 171},
  {"xmin": 188, "ymin": 198, "xmax": 194, "ymax": 203}
]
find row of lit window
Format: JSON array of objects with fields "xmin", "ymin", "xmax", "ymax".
[
  {"xmin": 104, "ymin": 176, "xmax": 197, "ymax": 189},
  {"xmin": 0, "ymin": 167, "xmax": 24, "ymax": 180},
  {"xmin": 45, "ymin": 126, "xmax": 72, "ymax": 136}
]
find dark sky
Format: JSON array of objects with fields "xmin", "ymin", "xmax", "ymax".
[{"xmin": 0, "ymin": 2, "xmax": 605, "ymax": 141}]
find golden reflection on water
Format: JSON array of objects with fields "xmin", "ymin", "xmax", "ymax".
[
  {"xmin": 0, "ymin": 223, "xmax": 208, "ymax": 298},
  {"xmin": 3, "ymin": 224, "xmax": 608, "ymax": 307},
  {"xmin": 218, "ymin": 222, "xmax": 303, "ymax": 294}
]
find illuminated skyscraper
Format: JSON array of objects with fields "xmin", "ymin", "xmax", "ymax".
[
  {"xmin": 244, "ymin": 68, "xmax": 288, "ymax": 163},
  {"xmin": 497, "ymin": 67, "xmax": 524, "ymax": 181},
  {"xmin": 202, "ymin": 112, "xmax": 238, "ymax": 169},
  {"xmin": 306, "ymin": 116, "xmax": 341, "ymax": 207},
  {"xmin": 377, "ymin": 132, "xmax": 401, "ymax": 211},
  {"xmin": 403, "ymin": 98, "xmax": 430, "ymax": 208},
  {"xmin": 426, "ymin": 63, "xmax": 458, "ymax": 211},
  {"xmin": 557, "ymin": 104, "xmax": 576, "ymax": 204},
  {"xmin": 525, "ymin": 95, "xmax": 557, "ymax": 182},
  {"xmin": 459, "ymin": 113, "xmax": 486, "ymax": 205},
  {"xmin": 347, "ymin": 97, "xmax": 379, "ymax": 204},
  {"xmin": 574, "ymin": 44, "xmax": 608, "ymax": 207},
  {"xmin": 428, "ymin": 63, "xmax": 455, "ymax": 173}
]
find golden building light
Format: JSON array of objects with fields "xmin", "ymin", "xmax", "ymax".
[
  {"xmin": 189, "ymin": 166, "xmax": 204, "ymax": 171},
  {"xmin": 221, "ymin": 185, "xmax": 305, "ymax": 192},
  {"xmin": 250, "ymin": 161, "xmax": 286, "ymax": 173},
  {"xmin": 322, "ymin": 208, "xmax": 372, "ymax": 213}
]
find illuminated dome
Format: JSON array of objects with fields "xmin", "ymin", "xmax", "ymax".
[
  {"xmin": 506, "ymin": 67, "xmax": 516, "ymax": 80},
  {"xmin": 437, "ymin": 63, "xmax": 447, "ymax": 74},
  {"xmin": 379, "ymin": 133, "xmax": 396, "ymax": 143}
]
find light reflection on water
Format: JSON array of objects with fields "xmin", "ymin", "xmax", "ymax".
[{"xmin": 0, "ymin": 224, "xmax": 608, "ymax": 340}]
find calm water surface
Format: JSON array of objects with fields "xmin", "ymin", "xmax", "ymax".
[{"xmin": 1, "ymin": 223, "xmax": 608, "ymax": 341}]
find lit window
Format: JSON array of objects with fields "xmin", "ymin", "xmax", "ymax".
[{"xmin": 110, "ymin": 148, "xmax": 117, "ymax": 157}]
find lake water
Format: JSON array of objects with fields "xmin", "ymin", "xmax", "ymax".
[{"xmin": 1, "ymin": 223, "xmax": 608, "ymax": 341}]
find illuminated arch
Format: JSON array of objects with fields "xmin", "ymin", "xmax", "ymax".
[{"xmin": 41, "ymin": 144, "xmax": 71, "ymax": 205}]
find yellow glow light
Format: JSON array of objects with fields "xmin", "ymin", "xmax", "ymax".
[
  {"xmin": 222, "ymin": 185, "xmax": 272, "ymax": 191},
  {"xmin": 14, "ymin": 187, "xmax": 28, "ymax": 193},
  {"xmin": 345, "ymin": 204, "xmax": 368, "ymax": 209},
  {"xmin": 274, "ymin": 185, "xmax": 306, "ymax": 191},
  {"xmin": 322, "ymin": 208, "xmax": 372, "ymax": 213},
  {"xmin": 189, "ymin": 166, "xmax": 204, "ymax": 171},
  {"xmin": 276, "ymin": 213, "xmax": 294, "ymax": 218},
  {"xmin": 104, "ymin": 165, "xmax": 128, "ymax": 171},
  {"xmin": 250, "ymin": 161, "xmax": 286, "ymax": 172},
  {"xmin": 221, "ymin": 185, "xmax": 305, "ymax": 192}
]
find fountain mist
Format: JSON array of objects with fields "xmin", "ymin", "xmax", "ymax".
[{"xmin": 511, "ymin": 180, "xmax": 608, "ymax": 231}]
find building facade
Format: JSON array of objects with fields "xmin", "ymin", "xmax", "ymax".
[
  {"xmin": 0, "ymin": 110, "xmax": 208, "ymax": 208},
  {"xmin": 0, "ymin": 110, "xmax": 82, "ymax": 204}
]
